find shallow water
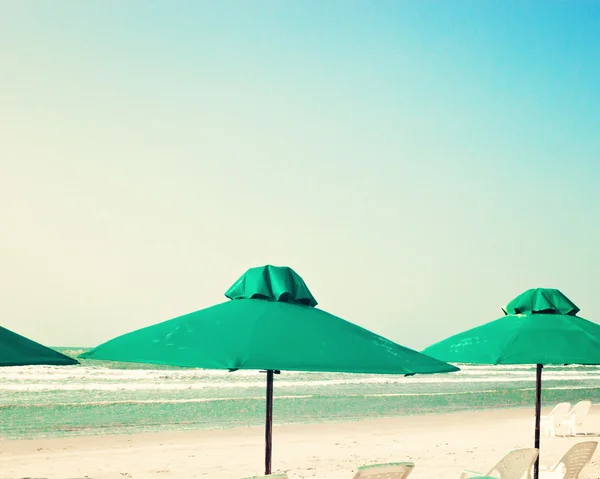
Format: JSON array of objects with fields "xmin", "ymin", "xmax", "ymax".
[{"xmin": 1, "ymin": 348, "xmax": 599, "ymax": 439}]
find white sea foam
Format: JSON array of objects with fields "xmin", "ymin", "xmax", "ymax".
[
  {"xmin": 2, "ymin": 363, "xmax": 597, "ymax": 384},
  {"xmin": 0, "ymin": 395, "xmax": 314, "ymax": 408},
  {"xmin": 2, "ymin": 373, "xmax": 600, "ymax": 392},
  {"xmin": 3, "ymin": 386, "xmax": 597, "ymax": 409}
]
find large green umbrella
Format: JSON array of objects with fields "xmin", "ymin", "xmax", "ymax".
[
  {"xmin": 81, "ymin": 265, "xmax": 458, "ymax": 474},
  {"xmin": 422, "ymin": 288, "xmax": 600, "ymax": 479},
  {"xmin": 0, "ymin": 326, "xmax": 78, "ymax": 366}
]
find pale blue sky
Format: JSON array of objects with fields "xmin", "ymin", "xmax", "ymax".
[{"xmin": 1, "ymin": 1, "xmax": 599, "ymax": 348}]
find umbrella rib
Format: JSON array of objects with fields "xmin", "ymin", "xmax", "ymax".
[
  {"xmin": 568, "ymin": 318, "xmax": 600, "ymax": 364},
  {"xmin": 234, "ymin": 301, "xmax": 269, "ymax": 370},
  {"xmin": 495, "ymin": 317, "xmax": 527, "ymax": 364}
]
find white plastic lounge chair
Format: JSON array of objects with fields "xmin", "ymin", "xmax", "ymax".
[
  {"xmin": 560, "ymin": 401, "xmax": 593, "ymax": 436},
  {"xmin": 460, "ymin": 448, "xmax": 539, "ymax": 479},
  {"xmin": 352, "ymin": 462, "xmax": 415, "ymax": 479},
  {"xmin": 539, "ymin": 441, "xmax": 597, "ymax": 479},
  {"xmin": 541, "ymin": 402, "xmax": 572, "ymax": 437}
]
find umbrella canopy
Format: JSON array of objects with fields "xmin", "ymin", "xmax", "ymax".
[
  {"xmin": 82, "ymin": 265, "xmax": 458, "ymax": 473},
  {"xmin": 423, "ymin": 288, "xmax": 600, "ymax": 365},
  {"xmin": 81, "ymin": 265, "xmax": 456, "ymax": 374},
  {"xmin": 0, "ymin": 326, "xmax": 78, "ymax": 366},
  {"xmin": 422, "ymin": 288, "xmax": 600, "ymax": 479}
]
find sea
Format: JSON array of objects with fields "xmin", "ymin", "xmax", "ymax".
[{"xmin": 1, "ymin": 348, "xmax": 599, "ymax": 440}]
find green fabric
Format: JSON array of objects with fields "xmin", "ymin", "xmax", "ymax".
[
  {"xmin": 0, "ymin": 326, "xmax": 78, "ymax": 366},
  {"xmin": 423, "ymin": 288, "xmax": 600, "ymax": 365},
  {"xmin": 502, "ymin": 288, "xmax": 579, "ymax": 316},
  {"xmin": 226, "ymin": 265, "xmax": 317, "ymax": 307},
  {"xmin": 82, "ymin": 266, "xmax": 457, "ymax": 375}
]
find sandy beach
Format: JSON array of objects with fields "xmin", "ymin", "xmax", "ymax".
[{"xmin": 1, "ymin": 407, "xmax": 599, "ymax": 479}]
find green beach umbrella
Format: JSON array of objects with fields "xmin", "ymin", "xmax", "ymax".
[
  {"xmin": 81, "ymin": 265, "xmax": 458, "ymax": 475},
  {"xmin": 422, "ymin": 288, "xmax": 600, "ymax": 479},
  {"xmin": 0, "ymin": 326, "xmax": 78, "ymax": 366}
]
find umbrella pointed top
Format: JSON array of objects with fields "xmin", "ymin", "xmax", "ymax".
[
  {"xmin": 502, "ymin": 288, "xmax": 579, "ymax": 316},
  {"xmin": 225, "ymin": 265, "xmax": 318, "ymax": 307}
]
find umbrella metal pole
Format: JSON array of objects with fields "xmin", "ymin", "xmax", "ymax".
[
  {"xmin": 264, "ymin": 370, "xmax": 276, "ymax": 475},
  {"xmin": 534, "ymin": 364, "xmax": 543, "ymax": 479}
]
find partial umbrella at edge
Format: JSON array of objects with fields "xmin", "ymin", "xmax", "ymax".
[
  {"xmin": 81, "ymin": 265, "xmax": 458, "ymax": 474},
  {"xmin": 0, "ymin": 326, "xmax": 78, "ymax": 366},
  {"xmin": 422, "ymin": 288, "xmax": 600, "ymax": 479}
]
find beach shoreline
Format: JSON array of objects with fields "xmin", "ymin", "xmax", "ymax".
[{"xmin": 1, "ymin": 407, "xmax": 599, "ymax": 479}]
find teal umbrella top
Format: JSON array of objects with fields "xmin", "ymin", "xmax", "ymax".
[
  {"xmin": 423, "ymin": 288, "xmax": 600, "ymax": 365},
  {"xmin": 502, "ymin": 288, "xmax": 579, "ymax": 316},
  {"xmin": 226, "ymin": 265, "xmax": 317, "ymax": 307},
  {"xmin": 0, "ymin": 326, "xmax": 78, "ymax": 366},
  {"xmin": 81, "ymin": 265, "xmax": 457, "ymax": 375}
]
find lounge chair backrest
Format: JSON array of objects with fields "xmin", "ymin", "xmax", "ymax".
[
  {"xmin": 556, "ymin": 441, "xmax": 597, "ymax": 479},
  {"xmin": 352, "ymin": 462, "xmax": 415, "ymax": 479},
  {"xmin": 570, "ymin": 401, "xmax": 592, "ymax": 418},
  {"xmin": 487, "ymin": 448, "xmax": 539, "ymax": 479},
  {"xmin": 550, "ymin": 402, "xmax": 572, "ymax": 417}
]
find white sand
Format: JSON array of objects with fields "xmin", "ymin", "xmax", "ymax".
[{"xmin": 1, "ymin": 407, "xmax": 599, "ymax": 479}]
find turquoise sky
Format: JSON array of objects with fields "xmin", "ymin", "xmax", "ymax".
[{"xmin": 2, "ymin": 1, "xmax": 599, "ymax": 348}]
